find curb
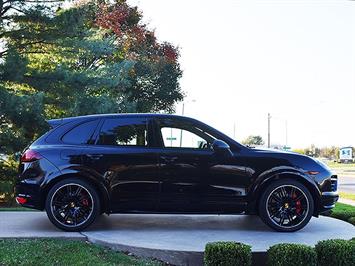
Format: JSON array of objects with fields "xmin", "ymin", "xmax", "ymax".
[
  {"xmin": 0, "ymin": 235, "xmax": 268, "ymax": 266},
  {"xmin": 87, "ymin": 236, "xmax": 204, "ymax": 266},
  {"xmin": 86, "ymin": 236, "xmax": 267, "ymax": 266}
]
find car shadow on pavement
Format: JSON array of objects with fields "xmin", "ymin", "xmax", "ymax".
[{"xmin": 87, "ymin": 214, "xmax": 271, "ymax": 232}]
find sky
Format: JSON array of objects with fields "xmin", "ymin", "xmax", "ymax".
[{"xmin": 128, "ymin": 0, "xmax": 355, "ymax": 148}]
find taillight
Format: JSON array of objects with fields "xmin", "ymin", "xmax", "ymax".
[{"xmin": 20, "ymin": 149, "xmax": 43, "ymax": 163}]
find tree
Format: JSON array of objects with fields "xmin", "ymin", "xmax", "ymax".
[
  {"xmin": 242, "ymin": 135, "xmax": 265, "ymax": 146},
  {"xmin": 292, "ymin": 148, "xmax": 306, "ymax": 155},
  {"xmin": 0, "ymin": 0, "xmax": 184, "ymax": 205},
  {"xmin": 0, "ymin": 0, "xmax": 183, "ymax": 155},
  {"xmin": 319, "ymin": 146, "xmax": 339, "ymax": 160}
]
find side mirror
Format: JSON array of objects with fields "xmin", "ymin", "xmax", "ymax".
[{"xmin": 212, "ymin": 139, "xmax": 232, "ymax": 157}]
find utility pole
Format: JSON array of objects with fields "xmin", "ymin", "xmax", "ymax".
[{"xmin": 267, "ymin": 113, "xmax": 271, "ymax": 148}]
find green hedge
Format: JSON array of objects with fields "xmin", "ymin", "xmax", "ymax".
[
  {"xmin": 348, "ymin": 217, "xmax": 355, "ymax": 225},
  {"xmin": 323, "ymin": 203, "xmax": 355, "ymax": 226},
  {"xmin": 315, "ymin": 239, "xmax": 355, "ymax": 266},
  {"xmin": 204, "ymin": 241, "xmax": 251, "ymax": 266},
  {"xmin": 266, "ymin": 243, "xmax": 316, "ymax": 266},
  {"xmin": 330, "ymin": 211, "xmax": 355, "ymax": 224},
  {"xmin": 0, "ymin": 181, "xmax": 15, "ymax": 206},
  {"xmin": 205, "ymin": 239, "xmax": 354, "ymax": 266}
]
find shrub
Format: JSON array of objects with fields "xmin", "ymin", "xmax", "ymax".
[
  {"xmin": 0, "ymin": 156, "xmax": 18, "ymax": 206},
  {"xmin": 266, "ymin": 243, "xmax": 316, "ymax": 266},
  {"xmin": 204, "ymin": 241, "xmax": 252, "ymax": 266},
  {"xmin": 347, "ymin": 217, "xmax": 355, "ymax": 226},
  {"xmin": 330, "ymin": 211, "xmax": 355, "ymax": 222},
  {"xmin": 315, "ymin": 239, "xmax": 355, "ymax": 266},
  {"xmin": 322, "ymin": 203, "xmax": 355, "ymax": 226}
]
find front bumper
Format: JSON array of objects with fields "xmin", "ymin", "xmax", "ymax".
[{"xmin": 318, "ymin": 191, "xmax": 339, "ymax": 214}]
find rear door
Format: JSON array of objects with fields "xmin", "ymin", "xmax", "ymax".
[{"xmin": 81, "ymin": 116, "xmax": 160, "ymax": 212}]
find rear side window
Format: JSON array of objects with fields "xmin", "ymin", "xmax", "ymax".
[
  {"xmin": 62, "ymin": 120, "xmax": 99, "ymax": 144},
  {"xmin": 97, "ymin": 118, "xmax": 148, "ymax": 146}
]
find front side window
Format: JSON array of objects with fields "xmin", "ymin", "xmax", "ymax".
[
  {"xmin": 160, "ymin": 125, "xmax": 214, "ymax": 149},
  {"xmin": 97, "ymin": 118, "xmax": 148, "ymax": 146},
  {"xmin": 62, "ymin": 120, "xmax": 99, "ymax": 144}
]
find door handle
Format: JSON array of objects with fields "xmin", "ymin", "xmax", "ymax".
[
  {"xmin": 85, "ymin": 154, "xmax": 103, "ymax": 160},
  {"xmin": 160, "ymin": 156, "xmax": 178, "ymax": 163}
]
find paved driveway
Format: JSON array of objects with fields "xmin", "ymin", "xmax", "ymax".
[
  {"xmin": 1, "ymin": 211, "xmax": 354, "ymax": 265},
  {"xmin": 0, "ymin": 211, "xmax": 83, "ymax": 239},
  {"xmin": 1, "ymin": 211, "xmax": 354, "ymax": 248}
]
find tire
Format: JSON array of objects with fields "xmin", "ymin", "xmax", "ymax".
[
  {"xmin": 45, "ymin": 178, "xmax": 100, "ymax": 232},
  {"xmin": 258, "ymin": 179, "xmax": 314, "ymax": 232}
]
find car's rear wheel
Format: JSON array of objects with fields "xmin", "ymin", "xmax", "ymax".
[
  {"xmin": 258, "ymin": 179, "xmax": 314, "ymax": 232},
  {"xmin": 45, "ymin": 178, "xmax": 100, "ymax": 232}
]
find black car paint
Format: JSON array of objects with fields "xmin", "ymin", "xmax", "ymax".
[{"xmin": 16, "ymin": 114, "xmax": 338, "ymax": 216}]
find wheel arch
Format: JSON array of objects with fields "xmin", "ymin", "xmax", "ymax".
[
  {"xmin": 248, "ymin": 171, "xmax": 321, "ymax": 216},
  {"xmin": 40, "ymin": 172, "xmax": 110, "ymax": 213}
]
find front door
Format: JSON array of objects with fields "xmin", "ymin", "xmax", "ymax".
[{"xmin": 155, "ymin": 118, "xmax": 248, "ymax": 213}]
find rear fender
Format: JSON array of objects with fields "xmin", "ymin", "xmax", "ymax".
[{"xmin": 40, "ymin": 168, "xmax": 110, "ymax": 213}]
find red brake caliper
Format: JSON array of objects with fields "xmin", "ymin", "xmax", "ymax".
[
  {"xmin": 292, "ymin": 192, "xmax": 302, "ymax": 215},
  {"xmin": 81, "ymin": 197, "xmax": 89, "ymax": 206},
  {"xmin": 295, "ymin": 200, "xmax": 302, "ymax": 215}
]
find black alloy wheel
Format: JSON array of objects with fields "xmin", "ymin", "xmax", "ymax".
[
  {"xmin": 45, "ymin": 178, "xmax": 100, "ymax": 231},
  {"xmin": 258, "ymin": 179, "xmax": 314, "ymax": 232}
]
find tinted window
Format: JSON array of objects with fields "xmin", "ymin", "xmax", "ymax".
[
  {"xmin": 98, "ymin": 118, "xmax": 148, "ymax": 146},
  {"xmin": 62, "ymin": 120, "xmax": 99, "ymax": 144}
]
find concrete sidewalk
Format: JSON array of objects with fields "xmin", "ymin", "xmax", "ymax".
[
  {"xmin": 338, "ymin": 198, "xmax": 355, "ymax": 206},
  {"xmin": 1, "ymin": 211, "xmax": 354, "ymax": 265}
]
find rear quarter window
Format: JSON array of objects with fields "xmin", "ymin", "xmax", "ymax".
[{"xmin": 61, "ymin": 120, "xmax": 99, "ymax": 144}]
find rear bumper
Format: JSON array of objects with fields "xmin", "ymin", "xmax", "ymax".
[
  {"xmin": 15, "ymin": 181, "xmax": 43, "ymax": 210},
  {"xmin": 16, "ymin": 156, "xmax": 60, "ymax": 210},
  {"xmin": 318, "ymin": 191, "xmax": 339, "ymax": 214}
]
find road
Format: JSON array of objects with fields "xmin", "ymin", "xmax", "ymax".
[{"xmin": 337, "ymin": 175, "xmax": 355, "ymax": 194}]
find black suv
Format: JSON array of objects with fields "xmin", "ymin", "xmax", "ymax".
[{"xmin": 16, "ymin": 114, "xmax": 338, "ymax": 232}]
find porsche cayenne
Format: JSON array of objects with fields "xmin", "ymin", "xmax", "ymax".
[{"xmin": 15, "ymin": 114, "xmax": 338, "ymax": 232}]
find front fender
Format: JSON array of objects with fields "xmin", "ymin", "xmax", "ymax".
[{"xmin": 247, "ymin": 166, "xmax": 321, "ymax": 214}]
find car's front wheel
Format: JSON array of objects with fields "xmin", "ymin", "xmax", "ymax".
[
  {"xmin": 258, "ymin": 179, "xmax": 314, "ymax": 232},
  {"xmin": 45, "ymin": 178, "xmax": 100, "ymax": 232}
]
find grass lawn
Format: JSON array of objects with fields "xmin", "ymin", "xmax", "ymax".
[
  {"xmin": 326, "ymin": 161, "xmax": 355, "ymax": 169},
  {"xmin": 0, "ymin": 239, "xmax": 162, "ymax": 266},
  {"xmin": 339, "ymin": 192, "xmax": 355, "ymax": 201},
  {"xmin": 323, "ymin": 202, "xmax": 355, "ymax": 226}
]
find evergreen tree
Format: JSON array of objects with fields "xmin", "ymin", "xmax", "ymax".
[{"xmin": 0, "ymin": 0, "xmax": 183, "ymax": 156}]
